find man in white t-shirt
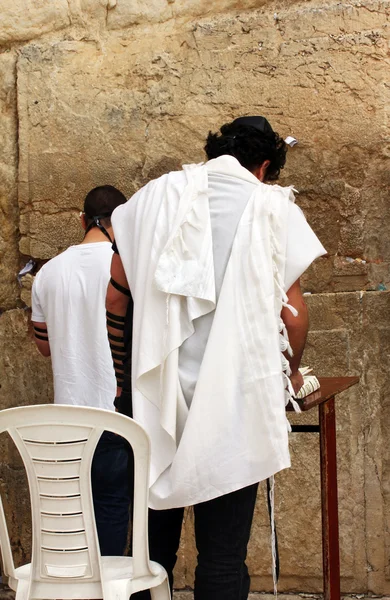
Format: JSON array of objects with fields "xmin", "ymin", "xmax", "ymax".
[
  {"xmin": 31, "ymin": 185, "xmax": 131, "ymax": 556},
  {"xmin": 107, "ymin": 117, "xmax": 326, "ymax": 600}
]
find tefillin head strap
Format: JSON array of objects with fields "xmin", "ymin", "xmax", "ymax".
[{"xmin": 84, "ymin": 212, "xmax": 113, "ymax": 243}]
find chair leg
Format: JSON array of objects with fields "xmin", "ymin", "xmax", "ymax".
[
  {"xmin": 150, "ymin": 578, "xmax": 171, "ymax": 600},
  {"xmin": 103, "ymin": 579, "xmax": 132, "ymax": 600},
  {"xmin": 15, "ymin": 580, "xmax": 30, "ymax": 600}
]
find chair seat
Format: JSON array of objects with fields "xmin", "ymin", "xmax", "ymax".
[
  {"xmin": 12, "ymin": 556, "xmax": 166, "ymax": 585},
  {"xmin": 101, "ymin": 556, "xmax": 167, "ymax": 583}
]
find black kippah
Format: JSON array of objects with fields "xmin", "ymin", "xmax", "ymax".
[{"xmin": 230, "ymin": 116, "xmax": 274, "ymax": 136}]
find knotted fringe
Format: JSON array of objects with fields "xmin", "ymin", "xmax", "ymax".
[
  {"xmin": 268, "ymin": 196, "xmax": 301, "ymax": 596},
  {"xmin": 268, "ymin": 475, "xmax": 278, "ymax": 597},
  {"xmin": 269, "ymin": 207, "xmax": 301, "ymax": 416}
]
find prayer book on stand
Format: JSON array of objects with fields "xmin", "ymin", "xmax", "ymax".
[{"xmin": 295, "ymin": 366, "xmax": 320, "ymax": 399}]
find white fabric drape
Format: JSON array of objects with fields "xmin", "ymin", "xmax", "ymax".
[{"xmin": 112, "ymin": 156, "xmax": 300, "ymax": 509}]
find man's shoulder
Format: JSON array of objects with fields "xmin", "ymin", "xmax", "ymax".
[
  {"xmin": 34, "ymin": 245, "xmax": 96, "ymax": 286},
  {"xmin": 143, "ymin": 168, "xmax": 187, "ymax": 191},
  {"xmin": 269, "ymin": 183, "xmax": 298, "ymax": 200},
  {"xmin": 115, "ymin": 170, "xmax": 187, "ymax": 216},
  {"xmin": 38, "ymin": 247, "xmax": 76, "ymax": 274}
]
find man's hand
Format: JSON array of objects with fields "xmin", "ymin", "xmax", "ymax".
[{"xmin": 289, "ymin": 370, "xmax": 304, "ymax": 396}]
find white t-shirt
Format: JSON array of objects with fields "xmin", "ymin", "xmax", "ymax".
[
  {"xmin": 178, "ymin": 172, "xmax": 326, "ymax": 407},
  {"xmin": 31, "ymin": 242, "xmax": 116, "ymax": 410}
]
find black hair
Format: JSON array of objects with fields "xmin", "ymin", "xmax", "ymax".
[
  {"xmin": 83, "ymin": 185, "xmax": 127, "ymax": 229},
  {"xmin": 204, "ymin": 122, "xmax": 287, "ymax": 181}
]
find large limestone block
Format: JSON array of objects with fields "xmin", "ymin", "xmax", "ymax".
[
  {"xmin": 106, "ymin": 0, "xmax": 268, "ymax": 28},
  {"xmin": 0, "ymin": 52, "xmax": 20, "ymax": 310},
  {"xmin": 106, "ymin": 0, "xmax": 389, "ymax": 29},
  {"xmin": 16, "ymin": 2, "xmax": 389, "ymax": 292},
  {"xmin": 306, "ymin": 291, "xmax": 390, "ymax": 594},
  {"xmin": 0, "ymin": 309, "xmax": 53, "ymax": 411},
  {"xmin": 0, "ymin": 457, "xmax": 31, "ymax": 568},
  {"xmin": 0, "ymin": 0, "xmax": 70, "ymax": 45},
  {"xmin": 360, "ymin": 292, "xmax": 390, "ymax": 594},
  {"xmin": 279, "ymin": 0, "xmax": 389, "ymax": 39}
]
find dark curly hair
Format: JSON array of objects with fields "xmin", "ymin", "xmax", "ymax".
[{"xmin": 204, "ymin": 122, "xmax": 287, "ymax": 181}]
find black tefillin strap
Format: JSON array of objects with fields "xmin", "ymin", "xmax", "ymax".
[
  {"xmin": 85, "ymin": 213, "xmax": 113, "ymax": 243},
  {"xmin": 106, "ymin": 308, "xmax": 127, "ymax": 386},
  {"xmin": 33, "ymin": 324, "xmax": 48, "ymax": 342},
  {"xmin": 107, "ymin": 278, "xmax": 132, "ymax": 408},
  {"xmin": 110, "ymin": 277, "xmax": 132, "ymax": 297}
]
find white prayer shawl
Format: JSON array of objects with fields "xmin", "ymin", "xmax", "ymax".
[{"xmin": 112, "ymin": 156, "xmax": 298, "ymax": 510}]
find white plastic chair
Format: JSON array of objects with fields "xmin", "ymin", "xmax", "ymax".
[{"xmin": 0, "ymin": 404, "xmax": 170, "ymax": 600}]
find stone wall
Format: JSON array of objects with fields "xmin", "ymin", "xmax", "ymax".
[{"xmin": 0, "ymin": 0, "xmax": 389, "ymax": 593}]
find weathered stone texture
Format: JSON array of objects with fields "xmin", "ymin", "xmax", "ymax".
[
  {"xmin": 0, "ymin": 310, "xmax": 53, "ymax": 411},
  {"xmin": 19, "ymin": 274, "xmax": 34, "ymax": 308},
  {"xmin": 16, "ymin": 1, "xmax": 390, "ymax": 292},
  {"xmin": 0, "ymin": 454, "xmax": 31, "ymax": 569},
  {"xmin": 305, "ymin": 292, "xmax": 390, "ymax": 594},
  {"xmin": 0, "ymin": 52, "xmax": 20, "ymax": 310},
  {"xmin": 0, "ymin": 0, "xmax": 389, "ymax": 595},
  {"xmin": 0, "ymin": 0, "xmax": 70, "ymax": 45},
  {"xmin": 106, "ymin": 0, "xmax": 268, "ymax": 28}
]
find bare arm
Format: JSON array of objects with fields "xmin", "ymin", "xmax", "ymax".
[
  {"xmin": 281, "ymin": 278, "xmax": 308, "ymax": 394},
  {"xmin": 32, "ymin": 321, "xmax": 51, "ymax": 357},
  {"xmin": 106, "ymin": 253, "xmax": 131, "ymax": 397}
]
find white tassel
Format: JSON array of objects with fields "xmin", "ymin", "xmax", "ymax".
[
  {"xmin": 286, "ymin": 378, "xmax": 302, "ymax": 413},
  {"xmin": 279, "ymin": 320, "xmax": 293, "ymax": 357},
  {"xmin": 270, "ymin": 218, "xmax": 300, "ymax": 415},
  {"xmin": 269, "ymin": 475, "xmax": 278, "ymax": 597},
  {"xmin": 281, "ymin": 354, "xmax": 291, "ymax": 374},
  {"xmin": 279, "ymin": 334, "xmax": 289, "ymax": 352},
  {"xmin": 281, "ymin": 301, "xmax": 298, "ymax": 317},
  {"xmin": 288, "ymin": 395, "xmax": 302, "ymax": 413}
]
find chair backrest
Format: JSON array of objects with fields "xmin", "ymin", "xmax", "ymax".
[{"xmin": 0, "ymin": 405, "xmax": 153, "ymax": 585}]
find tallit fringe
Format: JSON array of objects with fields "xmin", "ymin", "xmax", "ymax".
[
  {"xmin": 269, "ymin": 475, "xmax": 278, "ymax": 597},
  {"xmin": 269, "ymin": 208, "xmax": 301, "ymax": 416},
  {"xmin": 268, "ymin": 199, "xmax": 300, "ymax": 596}
]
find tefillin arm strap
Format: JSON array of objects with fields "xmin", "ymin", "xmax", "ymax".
[
  {"xmin": 107, "ymin": 310, "xmax": 126, "ymax": 386},
  {"xmin": 33, "ymin": 324, "xmax": 48, "ymax": 342},
  {"xmin": 110, "ymin": 277, "xmax": 132, "ymax": 297},
  {"xmin": 107, "ymin": 277, "xmax": 131, "ymax": 386}
]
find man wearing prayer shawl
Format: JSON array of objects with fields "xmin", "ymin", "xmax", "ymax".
[{"xmin": 106, "ymin": 116, "xmax": 326, "ymax": 600}]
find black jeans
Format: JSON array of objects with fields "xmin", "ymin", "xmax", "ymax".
[
  {"xmin": 132, "ymin": 483, "xmax": 259, "ymax": 600},
  {"xmin": 91, "ymin": 430, "xmax": 132, "ymax": 555}
]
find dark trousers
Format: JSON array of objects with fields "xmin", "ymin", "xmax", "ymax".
[
  {"xmin": 91, "ymin": 430, "xmax": 132, "ymax": 556},
  {"xmin": 132, "ymin": 482, "xmax": 259, "ymax": 600}
]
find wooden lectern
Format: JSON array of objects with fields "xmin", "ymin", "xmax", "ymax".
[{"xmin": 287, "ymin": 377, "xmax": 359, "ymax": 600}]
